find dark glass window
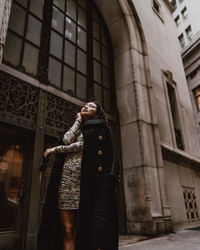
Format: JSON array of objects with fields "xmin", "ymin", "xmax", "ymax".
[
  {"xmin": 153, "ymin": 0, "xmax": 160, "ymax": 13},
  {"xmin": 178, "ymin": 33, "xmax": 185, "ymax": 49},
  {"xmin": 174, "ymin": 15, "xmax": 180, "ymax": 27},
  {"xmin": 170, "ymin": 0, "xmax": 177, "ymax": 10},
  {"xmin": 190, "ymin": 69, "xmax": 197, "ymax": 80},
  {"xmin": 3, "ymin": 0, "xmax": 44, "ymax": 75},
  {"xmin": 181, "ymin": 7, "xmax": 188, "ymax": 20},
  {"xmin": 193, "ymin": 87, "xmax": 200, "ymax": 112},
  {"xmin": 185, "ymin": 25, "xmax": 193, "ymax": 42},
  {"xmin": 167, "ymin": 82, "xmax": 184, "ymax": 150}
]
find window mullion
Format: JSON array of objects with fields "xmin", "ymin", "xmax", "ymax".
[
  {"xmin": 74, "ymin": 3, "xmax": 78, "ymax": 96},
  {"xmin": 19, "ymin": 0, "xmax": 31, "ymax": 66},
  {"xmin": 61, "ymin": 1, "xmax": 67, "ymax": 89},
  {"xmin": 86, "ymin": 0, "xmax": 94, "ymax": 99},
  {"xmin": 38, "ymin": 0, "xmax": 53, "ymax": 84}
]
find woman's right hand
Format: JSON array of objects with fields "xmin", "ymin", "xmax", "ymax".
[{"xmin": 44, "ymin": 148, "xmax": 53, "ymax": 159}]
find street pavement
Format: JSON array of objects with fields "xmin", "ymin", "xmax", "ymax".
[{"xmin": 119, "ymin": 228, "xmax": 200, "ymax": 250}]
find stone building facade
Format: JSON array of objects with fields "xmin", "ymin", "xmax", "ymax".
[
  {"xmin": 171, "ymin": 0, "xmax": 200, "ymax": 158},
  {"xmin": 0, "ymin": 0, "xmax": 200, "ymax": 249}
]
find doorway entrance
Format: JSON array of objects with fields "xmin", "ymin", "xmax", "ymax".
[{"xmin": 0, "ymin": 123, "xmax": 33, "ymax": 250}]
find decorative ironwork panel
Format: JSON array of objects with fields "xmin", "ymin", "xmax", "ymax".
[
  {"xmin": 45, "ymin": 92, "xmax": 80, "ymax": 136},
  {"xmin": 0, "ymin": 70, "xmax": 39, "ymax": 130},
  {"xmin": 183, "ymin": 187, "xmax": 199, "ymax": 221}
]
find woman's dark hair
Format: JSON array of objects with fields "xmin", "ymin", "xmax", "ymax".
[{"xmin": 87, "ymin": 100, "xmax": 107, "ymax": 121}]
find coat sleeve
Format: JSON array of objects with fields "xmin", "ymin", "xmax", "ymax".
[
  {"xmin": 62, "ymin": 117, "xmax": 82, "ymax": 145},
  {"xmin": 51, "ymin": 141, "xmax": 83, "ymax": 153}
]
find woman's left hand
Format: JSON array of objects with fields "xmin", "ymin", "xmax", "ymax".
[
  {"xmin": 44, "ymin": 148, "xmax": 53, "ymax": 159},
  {"xmin": 76, "ymin": 112, "xmax": 82, "ymax": 120}
]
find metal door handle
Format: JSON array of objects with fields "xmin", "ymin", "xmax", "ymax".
[{"xmin": 19, "ymin": 179, "xmax": 25, "ymax": 197}]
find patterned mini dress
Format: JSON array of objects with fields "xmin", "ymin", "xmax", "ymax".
[{"xmin": 51, "ymin": 117, "xmax": 83, "ymax": 210}]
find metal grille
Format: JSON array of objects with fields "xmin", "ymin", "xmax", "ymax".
[{"xmin": 183, "ymin": 187, "xmax": 199, "ymax": 221}]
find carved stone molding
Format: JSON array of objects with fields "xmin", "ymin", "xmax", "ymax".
[{"xmin": 0, "ymin": 0, "xmax": 12, "ymax": 63}]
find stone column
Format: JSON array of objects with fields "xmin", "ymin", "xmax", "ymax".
[
  {"xmin": 25, "ymin": 90, "xmax": 47, "ymax": 249},
  {"xmin": 99, "ymin": 0, "xmax": 173, "ymax": 235},
  {"xmin": 0, "ymin": 0, "xmax": 12, "ymax": 63}
]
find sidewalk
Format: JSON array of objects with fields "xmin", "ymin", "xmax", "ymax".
[{"xmin": 119, "ymin": 228, "xmax": 200, "ymax": 250}]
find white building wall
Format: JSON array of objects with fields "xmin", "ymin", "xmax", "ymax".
[
  {"xmin": 133, "ymin": 0, "xmax": 200, "ymax": 158},
  {"xmin": 165, "ymin": 161, "xmax": 200, "ymax": 229}
]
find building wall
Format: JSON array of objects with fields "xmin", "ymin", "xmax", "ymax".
[
  {"xmin": 134, "ymin": 0, "xmax": 200, "ymax": 157},
  {"xmin": 164, "ymin": 160, "xmax": 200, "ymax": 230},
  {"xmin": 132, "ymin": 0, "xmax": 200, "ymax": 230}
]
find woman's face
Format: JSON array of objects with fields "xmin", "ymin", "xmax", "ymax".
[{"xmin": 80, "ymin": 102, "xmax": 98, "ymax": 120}]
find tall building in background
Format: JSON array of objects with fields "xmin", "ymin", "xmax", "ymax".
[
  {"xmin": 171, "ymin": 0, "xmax": 200, "ymax": 143},
  {"xmin": 182, "ymin": 33, "xmax": 200, "ymax": 143},
  {"xmin": 171, "ymin": 0, "xmax": 200, "ymax": 49}
]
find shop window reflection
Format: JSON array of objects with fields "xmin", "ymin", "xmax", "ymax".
[{"xmin": 0, "ymin": 145, "xmax": 23, "ymax": 231}]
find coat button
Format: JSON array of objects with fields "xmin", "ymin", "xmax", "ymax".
[
  {"xmin": 97, "ymin": 166, "xmax": 103, "ymax": 172},
  {"xmin": 98, "ymin": 150, "xmax": 103, "ymax": 155},
  {"xmin": 98, "ymin": 135, "xmax": 103, "ymax": 140}
]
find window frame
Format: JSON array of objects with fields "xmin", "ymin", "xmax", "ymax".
[
  {"xmin": 181, "ymin": 6, "xmax": 188, "ymax": 20},
  {"xmin": 193, "ymin": 86, "xmax": 200, "ymax": 112},
  {"xmin": 174, "ymin": 15, "xmax": 181, "ymax": 27},
  {"xmin": 178, "ymin": 33, "xmax": 185, "ymax": 49},
  {"xmin": 185, "ymin": 25, "xmax": 193, "ymax": 42},
  {"xmin": 162, "ymin": 70, "xmax": 185, "ymax": 150},
  {"xmin": 170, "ymin": 0, "xmax": 177, "ymax": 10},
  {"xmin": 3, "ymin": 0, "xmax": 44, "ymax": 76},
  {"xmin": 152, "ymin": 0, "xmax": 164, "ymax": 22}
]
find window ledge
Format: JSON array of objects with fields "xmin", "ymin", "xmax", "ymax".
[
  {"xmin": 161, "ymin": 143, "xmax": 200, "ymax": 171},
  {"xmin": 152, "ymin": 6, "xmax": 164, "ymax": 23}
]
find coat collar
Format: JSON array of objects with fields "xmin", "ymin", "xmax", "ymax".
[{"xmin": 81, "ymin": 119, "xmax": 106, "ymax": 129}]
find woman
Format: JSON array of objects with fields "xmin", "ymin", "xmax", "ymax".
[{"xmin": 37, "ymin": 101, "xmax": 120, "ymax": 250}]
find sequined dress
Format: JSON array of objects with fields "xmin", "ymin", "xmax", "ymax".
[{"xmin": 52, "ymin": 118, "xmax": 83, "ymax": 210}]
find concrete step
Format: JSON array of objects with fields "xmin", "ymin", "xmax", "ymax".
[
  {"xmin": 119, "ymin": 229, "xmax": 200, "ymax": 250},
  {"xmin": 119, "ymin": 235, "xmax": 150, "ymax": 249}
]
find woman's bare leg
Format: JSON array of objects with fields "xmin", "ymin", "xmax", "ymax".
[{"xmin": 60, "ymin": 210, "xmax": 76, "ymax": 250}]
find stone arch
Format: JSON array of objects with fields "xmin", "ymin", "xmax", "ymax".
[{"xmin": 94, "ymin": 0, "xmax": 171, "ymax": 235}]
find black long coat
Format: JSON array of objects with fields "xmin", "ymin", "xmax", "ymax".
[{"xmin": 37, "ymin": 119, "xmax": 120, "ymax": 250}]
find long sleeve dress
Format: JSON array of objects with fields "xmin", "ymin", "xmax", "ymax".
[{"xmin": 51, "ymin": 117, "xmax": 83, "ymax": 210}]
